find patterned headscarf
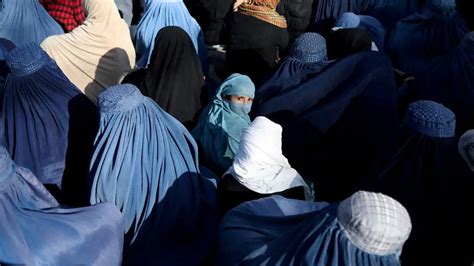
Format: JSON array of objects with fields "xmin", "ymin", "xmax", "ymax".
[{"xmin": 238, "ymin": 0, "xmax": 287, "ymax": 28}]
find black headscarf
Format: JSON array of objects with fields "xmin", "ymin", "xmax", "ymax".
[
  {"xmin": 326, "ymin": 28, "xmax": 372, "ymax": 60},
  {"xmin": 123, "ymin": 26, "xmax": 207, "ymax": 130}
]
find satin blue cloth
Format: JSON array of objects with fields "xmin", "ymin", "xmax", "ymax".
[
  {"xmin": 134, "ymin": 0, "xmax": 207, "ymax": 71},
  {"xmin": 217, "ymin": 195, "xmax": 401, "ymax": 265},
  {"xmin": 255, "ymin": 51, "xmax": 398, "ymax": 202},
  {"xmin": 335, "ymin": 12, "xmax": 386, "ymax": 51},
  {"xmin": 192, "ymin": 73, "xmax": 255, "ymax": 175},
  {"xmin": 387, "ymin": 0, "xmax": 469, "ymax": 79},
  {"xmin": 1, "ymin": 43, "xmax": 99, "ymax": 195},
  {"xmin": 0, "ymin": 0, "xmax": 63, "ymax": 45},
  {"xmin": 89, "ymin": 84, "xmax": 217, "ymax": 265},
  {"xmin": 361, "ymin": 100, "xmax": 473, "ymax": 265},
  {"xmin": 0, "ymin": 146, "xmax": 124, "ymax": 265},
  {"xmin": 416, "ymin": 32, "xmax": 474, "ymax": 136}
]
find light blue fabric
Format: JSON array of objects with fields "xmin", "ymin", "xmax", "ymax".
[
  {"xmin": 89, "ymin": 84, "xmax": 217, "ymax": 264},
  {"xmin": 335, "ymin": 12, "xmax": 361, "ymax": 28},
  {"xmin": 192, "ymin": 73, "xmax": 255, "ymax": 174},
  {"xmin": 0, "ymin": 146, "xmax": 124, "ymax": 265},
  {"xmin": 115, "ymin": 0, "xmax": 133, "ymax": 25},
  {"xmin": 134, "ymin": 0, "xmax": 207, "ymax": 70},
  {"xmin": 0, "ymin": 0, "xmax": 63, "ymax": 45},
  {"xmin": 335, "ymin": 12, "xmax": 386, "ymax": 51},
  {"xmin": 290, "ymin": 33, "xmax": 328, "ymax": 63}
]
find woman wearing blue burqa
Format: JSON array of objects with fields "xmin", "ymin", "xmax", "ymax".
[
  {"xmin": 134, "ymin": 0, "xmax": 207, "ymax": 70},
  {"xmin": 254, "ymin": 32, "xmax": 333, "ymax": 108},
  {"xmin": 255, "ymin": 39, "xmax": 398, "ymax": 202},
  {"xmin": 333, "ymin": 12, "xmax": 386, "ymax": 51},
  {"xmin": 0, "ymin": 0, "xmax": 63, "ymax": 45},
  {"xmin": 217, "ymin": 191, "xmax": 412, "ymax": 265},
  {"xmin": 0, "ymin": 146, "xmax": 124, "ymax": 265},
  {"xmin": 387, "ymin": 0, "xmax": 469, "ymax": 80},
  {"xmin": 415, "ymin": 32, "xmax": 474, "ymax": 136},
  {"xmin": 1, "ymin": 43, "xmax": 99, "ymax": 206},
  {"xmin": 89, "ymin": 84, "xmax": 217, "ymax": 265},
  {"xmin": 361, "ymin": 100, "xmax": 473, "ymax": 265}
]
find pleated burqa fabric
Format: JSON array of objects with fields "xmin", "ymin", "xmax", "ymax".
[
  {"xmin": 123, "ymin": 26, "xmax": 206, "ymax": 130},
  {"xmin": 387, "ymin": 0, "xmax": 469, "ymax": 79},
  {"xmin": 0, "ymin": 38, "xmax": 15, "ymax": 108},
  {"xmin": 89, "ymin": 84, "xmax": 217, "ymax": 265},
  {"xmin": 0, "ymin": 0, "xmax": 64, "ymax": 45},
  {"xmin": 1, "ymin": 44, "xmax": 99, "ymax": 205},
  {"xmin": 0, "ymin": 146, "xmax": 124, "ymax": 265},
  {"xmin": 217, "ymin": 191, "xmax": 411, "ymax": 265},
  {"xmin": 134, "ymin": 0, "xmax": 207, "ymax": 69},
  {"xmin": 255, "ymin": 51, "xmax": 399, "ymax": 202},
  {"xmin": 361, "ymin": 100, "xmax": 474, "ymax": 265},
  {"xmin": 41, "ymin": 0, "xmax": 136, "ymax": 104},
  {"xmin": 416, "ymin": 32, "xmax": 474, "ymax": 135}
]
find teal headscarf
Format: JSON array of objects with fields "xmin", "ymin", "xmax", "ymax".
[{"xmin": 192, "ymin": 73, "xmax": 255, "ymax": 174}]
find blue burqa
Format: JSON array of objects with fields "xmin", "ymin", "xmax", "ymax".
[
  {"xmin": 0, "ymin": 146, "xmax": 124, "ymax": 265},
  {"xmin": 254, "ymin": 32, "xmax": 333, "ymax": 109},
  {"xmin": 217, "ymin": 195, "xmax": 406, "ymax": 265},
  {"xmin": 1, "ymin": 43, "xmax": 99, "ymax": 206},
  {"xmin": 312, "ymin": 0, "xmax": 421, "ymax": 27},
  {"xmin": 0, "ymin": 38, "xmax": 15, "ymax": 109},
  {"xmin": 89, "ymin": 84, "xmax": 217, "ymax": 265},
  {"xmin": 415, "ymin": 32, "xmax": 474, "ymax": 135},
  {"xmin": 134, "ymin": 0, "xmax": 207, "ymax": 71},
  {"xmin": 0, "ymin": 0, "xmax": 63, "ymax": 45},
  {"xmin": 387, "ymin": 0, "xmax": 469, "ymax": 79},
  {"xmin": 361, "ymin": 100, "xmax": 473, "ymax": 265},
  {"xmin": 334, "ymin": 12, "xmax": 386, "ymax": 51},
  {"xmin": 255, "ymin": 51, "xmax": 398, "ymax": 202}
]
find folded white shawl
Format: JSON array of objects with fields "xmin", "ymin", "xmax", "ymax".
[
  {"xmin": 41, "ymin": 0, "xmax": 136, "ymax": 103},
  {"xmin": 226, "ymin": 116, "xmax": 313, "ymax": 200}
]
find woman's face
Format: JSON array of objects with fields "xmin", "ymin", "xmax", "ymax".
[{"xmin": 228, "ymin": 95, "xmax": 253, "ymax": 104}]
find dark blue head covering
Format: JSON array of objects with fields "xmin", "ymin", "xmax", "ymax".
[
  {"xmin": 217, "ymin": 191, "xmax": 411, "ymax": 265},
  {"xmin": 89, "ymin": 84, "xmax": 217, "ymax": 264},
  {"xmin": 0, "ymin": 146, "xmax": 124, "ymax": 265},
  {"xmin": 335, "ymin": 12, "xmax": 386, "ymax": 51},
  {"xmin": 361, "ymin": 100, "xmax": 473, "ymax": 265},
  {"xmin": 255, "ymin": 51, "xmax": 398, "ymax": 202},
  {"xmin": 254, "ymin": 33, "xmax": 331, "ymax": 111},
  {"xmin": 0, "ymin": 0, "xmax": 63, "ymax": 45},
  {"xmin": 1, "ymin": 43, "xmax": 98, "ymax": 194},
  {"xmin": 387, "ymin": 0, "xmax": 469, "ymax": 79},
  {"xmin": 290, "ymin": 32, "xmax": 328, "ymax": 63},
  {"xmin": 405, "ymin": 100, "xmax": 456, "ymax": 138},
  {"xmin": 416, "ymin": 32, "xmax": 474, "ymax": 135}
]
